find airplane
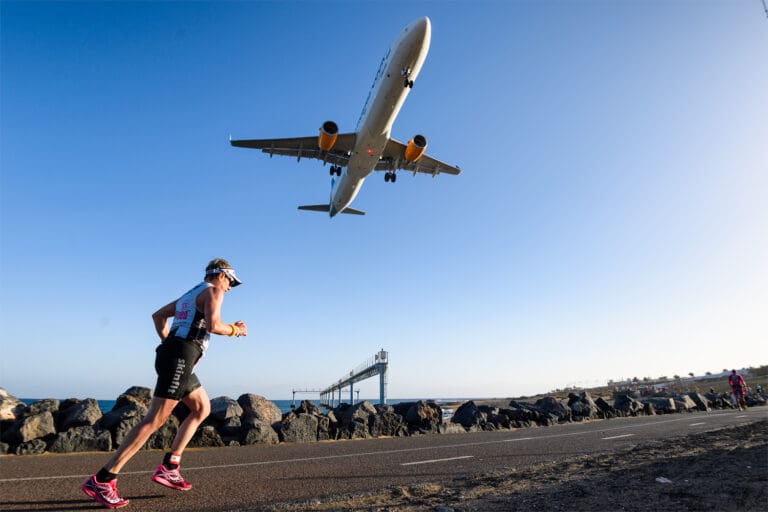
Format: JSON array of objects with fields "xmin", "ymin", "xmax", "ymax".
[{"xmin": 230, "ymin": 16, "xmax": 461, "ymax": 217}]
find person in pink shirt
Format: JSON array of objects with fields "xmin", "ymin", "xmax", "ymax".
[{"xmin": 727, "ymin": 369, "xmax": 747, "ymax": 410}]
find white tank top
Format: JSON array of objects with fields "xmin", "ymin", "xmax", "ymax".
[{"xmin": 168, "ymin": 282, "xmax": 212, "ymax": 353}]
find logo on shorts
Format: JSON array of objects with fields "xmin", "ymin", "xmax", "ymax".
[{"xmin": 168, "ymin": 358, "xmax": 186, "ymax": 394}]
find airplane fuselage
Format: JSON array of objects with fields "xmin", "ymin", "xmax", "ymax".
[{"xmin": 330, "ymin": 17, "xmax": 431, "ymax": 217}]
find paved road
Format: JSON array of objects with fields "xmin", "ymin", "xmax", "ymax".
[{"xmin": 1, "ymin": 407, "xmax": 765, "ymax": 511}]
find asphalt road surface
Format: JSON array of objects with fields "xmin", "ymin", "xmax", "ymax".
[{"xmin": 1, "ymin": 407, "xmax": 765, "ymax": 511}]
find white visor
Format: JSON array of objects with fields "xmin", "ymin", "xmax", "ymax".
[{"xmin": 206, "ymin": 267, "xmax": 243, "ymax": 287}]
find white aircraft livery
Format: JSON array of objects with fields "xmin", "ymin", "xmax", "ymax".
[{"xmin": 230, "ymin": 16, "xmax": 461, "ymax": 217}]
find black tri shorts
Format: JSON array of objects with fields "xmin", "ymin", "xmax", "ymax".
[{"xmin": 154, "ymin": 338, "xmax": 203, "ymax": 400}]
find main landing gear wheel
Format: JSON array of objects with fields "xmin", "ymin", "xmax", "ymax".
[
  {"xmin": 384, "ymin": 172, "xmax": 397, "ymax": 183},
  {"xmin": 329, "ymin": 165, "xmax": 342, "ymax": 176},
  {"xmin": 401, "ymin": 67, "xmax": 414, "ymax": 88}
]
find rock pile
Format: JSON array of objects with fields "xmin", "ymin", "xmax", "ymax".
[{"xmin": 1, "ymin": 386, "xmax": 765, "ymax": 456}]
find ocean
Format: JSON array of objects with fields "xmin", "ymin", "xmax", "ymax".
[{"xmin": 20, "ymin": 398, "xmax": 461, "ymax": 415}]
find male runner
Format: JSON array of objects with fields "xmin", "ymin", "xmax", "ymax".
[{"xmin": 82, "ymin": 258, "xmax": 248, "ymax": 509}]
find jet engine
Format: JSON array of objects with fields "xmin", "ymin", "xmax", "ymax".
[
  {"xmin": 404, "ymin": 134, "xmax": 427, "ymax": 162},
  {"xmin": 318, "ymin": 121, "xmax": 339, "ymax": 151}
]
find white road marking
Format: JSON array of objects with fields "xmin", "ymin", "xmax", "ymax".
[
  {"xmin": 736, "ymin": 415, "xmax": 748, "ymax": 418},
  {"xmin": 602, "ymin": 434, "xmax": 635, "ymax": 440},
  {"xmin": 504, "ymin": 437, "xmax": 534, "ymax": 442},
  {"xmin": 689, "ymin": 422, "xmax": 706, "ymax": 426},
  {"xmin": 401, "ymin": 455, "xmax": 474, "ymax": 466}
]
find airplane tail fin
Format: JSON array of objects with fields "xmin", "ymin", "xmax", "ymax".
[{"xmin": 298, "ymin": 204, "xmax": 366, "ymax": 215}]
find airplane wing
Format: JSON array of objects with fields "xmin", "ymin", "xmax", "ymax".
[
  {"xmin": 230, "ymin": 133, "xmax": 357, "ymax": 167},
  {"xmin": 375, "ymin": 138, "xmax": 462, "ymax": 176}
]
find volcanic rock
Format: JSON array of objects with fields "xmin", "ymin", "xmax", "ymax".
[
  {"xmin": 21, "ymin": 399, "xmax": 60, "ymax": 418},
  {"xmin": 15, "ymin": 438, "xmax": 47, "ymax": 455},
  {"xmin": 188, "ymin": 425, "xmax": 224, "ymax": 447},
  {"xmin": 4, "ymin": 411, "xmax": 56, "ymax": 444},
  {"xmin": 279, "ymin": 412, "xmax": 319, "ymax": 443},
  {"xmin": 614, "ymin": 394, "xmax": 644, "ymax": 416},
  {"xmin": 241, "ymin": 417, "xmax": 279, "ymax": 445},
  {"xmin": 100, "ymin": 402, "xmax": 148, "ymax": 447},
  {"xmin": 451, "ymin": 401, "xmax": 485, "ymax": 430},
  {"xmin": 370, "ymin": 407, "xmax": 407, "ymax": 437},
  {"xmin": 238, "ymin": 394, "xmax": 282, "ymax": 427},
  {"xmin": 59, "ymin": 398, "xmax": 101, "ymax": 431},
  {"xmin": 398, "ymin": 400, "xmax": 442, "ymax": 433},
  {"xmin": 210, "ymin": 396, "xmax": 243, "ymax": 421},
  {"xmin": 114, "ymin": 386, "xmax": 152, "ymax": 410},
  {"xmin": 0, "ymin": 388, "xmax": 24, "ymax": 421},
  {"xmin": 644, "ymin": 397, "xmax": 676, "ymax": 414},
  {"xmin": 49, "ymin": 425, "xmax": 112, "ymax": 453},
  {"xmin": 535, "ymin": 397, "xmax": 572, "ymax": 423},
  {"xmin": 687, "ymin": 392, "xmax": 711, "ymax": 412}
]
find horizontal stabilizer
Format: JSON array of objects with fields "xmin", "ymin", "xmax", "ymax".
[
  {"xmin": 298, "ymin": 204, "xmax": 366, "ymax": 215},
  {"xmin": 338, "ymin": 207, "xmax": 366, "ymax": 215},
  {"xmin": 298, "ymin": 204, "xmax": 331, "ymax": 212}
]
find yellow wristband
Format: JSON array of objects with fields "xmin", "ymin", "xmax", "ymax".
[{"xmin": 228, "ymin": 323, "xmax": 237, "ymax": 337}]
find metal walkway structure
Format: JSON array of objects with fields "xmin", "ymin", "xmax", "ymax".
[
  {"xmin": 290, "ymin": 388, "xmax": 322, "ymax": 409},
  {"xmin": 320, "ymin": 349, "xmax": 388, "ymax": 408}
]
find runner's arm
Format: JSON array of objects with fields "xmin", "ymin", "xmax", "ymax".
[
  {"xmin": 201, "ymin": 287, "xmax": 246, "ymax": 336},
  {"xmin": 152, "ymin": 301, "xmax": 177, "ymax": 340}
]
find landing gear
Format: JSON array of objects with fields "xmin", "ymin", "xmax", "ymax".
[
  {"xmin": 401, "ymin": 68, "xmax": 414, "ymax": 88},
  {"xmin": 329, "ymin": 165, "xmax": 342, "ymax": 176},
  {"xmin": 384, "ymin": 171, "xmax": 397, "ymax": 183}
]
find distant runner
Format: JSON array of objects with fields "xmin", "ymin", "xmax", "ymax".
[
  {"xmin": 82, "ymin": 258, "xmax": 247, "ymax": 509},
  {"xmin": 727, "ymin": 369, "xmax": 747, "ymax": 410}
]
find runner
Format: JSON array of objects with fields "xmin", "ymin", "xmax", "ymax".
[
  {"xmin": 82, "ymin": 258, "xmax": 247, "ymax": 509},
  {"xmin": 727, "ymin": 369, "xmax": 747, "ymax": 410}
]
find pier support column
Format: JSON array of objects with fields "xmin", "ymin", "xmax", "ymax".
[{"xmin": 379, "ymin": 365, "xmax": 387, "ymax": 405}]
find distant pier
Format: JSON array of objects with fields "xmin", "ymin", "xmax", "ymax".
[{"xmin": 320, "ymin": 349, "xmax": 388, "ymax": 407}]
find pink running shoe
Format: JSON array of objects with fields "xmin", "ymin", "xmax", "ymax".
[
  {"xmin": 81, "ymin": 474, "xmax": 129, "ymax": 509},
  {"xmin": 151, "ymin": 464, "xmax": 193, "ymax": 491}
]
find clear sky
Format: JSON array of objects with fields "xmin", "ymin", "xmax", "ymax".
[{"xmin": 1, "ymin": 1, "xmax": 766, "ymax": 401}]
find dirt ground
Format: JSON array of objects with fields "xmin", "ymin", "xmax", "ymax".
[{"xmin": 267, "ymin": 419, "xmax": 768, "ymax": 512}]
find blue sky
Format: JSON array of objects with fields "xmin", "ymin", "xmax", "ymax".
[{"xmin": 2, "ymin": 1, "xmax": 766, "ymax": 401}]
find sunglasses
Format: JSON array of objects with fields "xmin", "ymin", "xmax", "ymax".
[{"xmin": 220, "ymin": 268, "xmax": 237, "ymax": 286}]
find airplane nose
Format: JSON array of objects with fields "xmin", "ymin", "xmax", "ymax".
[{"xmin": 409, "ymin": 16, "xmax": 430, "ymax": 38}]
